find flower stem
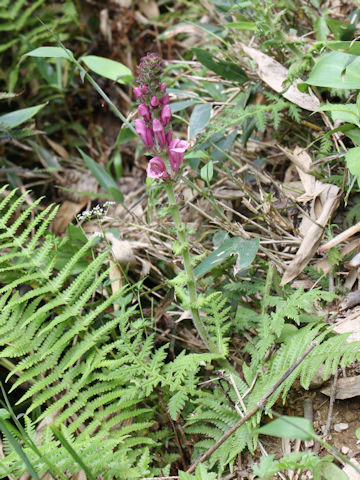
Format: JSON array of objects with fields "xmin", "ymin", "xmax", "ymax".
[{"xmin": 164, "ymin": 182, "xmax": 234, "ymax": 372}]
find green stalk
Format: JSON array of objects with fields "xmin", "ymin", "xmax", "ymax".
[{"xmin": 164, "ymin": 181, "xmax": 235, "ymax": 373}]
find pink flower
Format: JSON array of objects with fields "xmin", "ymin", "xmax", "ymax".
[
  {"xmin": 147, "ymin": 156, "xmax": 169, "ymax": 179},
  {"xmin": 150, "ymin": 96, "xmax": 159, "ymax": 108},
  {"xmin": 160, "ymin": 82, "xmax": 167, "ymax": 92},
  {"xmin": 141, "ymin": 84, "xmax": 149, "ymax": 94},
  {"xmin": 168, "ymin": 138, "xmax": 190, "ymax": 172},
  {"xmin": 133, "ymin": 87, "xmax": 142, "ymax": 99},
  {"xmin": 160, "ymin": 93, "xmax": 170, "ymax": 105},
  {"xmin": 152, "ymin": 118, "xmax": 166, "ymax": 149},
  {"xmin": 138, "ymin": 103, "xmax": 151, "ymax": 123},
  {"xmin": 160, "ymin": 104, "xmax": 171, "ymax": 126},
  {"xmin": 135, "ymin": 119, "xmax": 154, "ymax": 149}
]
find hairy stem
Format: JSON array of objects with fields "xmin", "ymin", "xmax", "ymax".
[{"xmin": 164, "ymin": 182, "xmax": 234, "ymax": 375}]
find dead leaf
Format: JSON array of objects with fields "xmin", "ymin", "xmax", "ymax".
[
  {"xmin": 281, "ymin": 182, "xmax": 340, "ymax": 284},
  {"xmin": 138, "ymin": 0, "xmax": 159, "ymax": 19},
  {"xmin": 52, "ymin": 199, "xmax": 88, "ymax": 235},
  {"xmin": 73, "ymin": 470, "xmax": 87, "ymax": 480},
  {"xmin": 242, "ymin": 45, "xmax": 320, "ymax": 111},
  {"xmin": 109, "ymin": 259, "xmax": 123, "ymax": 311},
  {"xmin": 279, "ymin": 145, "xmax": 312, "ymax": 173},
  {"xmin": 343, "ymin": 459, "xmax": 360, "ymax": 480},
  {"xmin": 321, "ymin": 376, "xmax": 360, "ymax": 400},
  {"xmin": 333, "ymin": 308, "xmax": 360, "ymax": 343},
  {"xmin": 45, "ymin": 137, "xmax": 69, "ymax": 160},
  {"xmin": 100, "ymin": 8, "xmax": 112, "ymax": 48}
]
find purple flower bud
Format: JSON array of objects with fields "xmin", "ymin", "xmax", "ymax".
[
  {"xmin": 168, "ymin": 138, "xmax": 190, "ymax": 172},
  {"xmin": 160, "ymin": 93, "xmax": 170, "ymax": 105},
  {"xmin": 152, "ymin": 118, "xmax": 166, "ymax": 149},
  {"xmin": 166, "ymin": 129, "xmax": 173, "ymax": 146},
  {"xmin": 150, "ymin": 95, "xmax": 159, "ymax": 108},
  {"xmin": 133, "ymin": 87, "xmax": 142, "ymax": 99},
  {"xmin": 141, "ymin": 84, "xmax": 149, "ymax": 94},
  {"xmin": 160, "ymin": 104, "xmax": 171, "ymax": 126},
  {"xmin": 160, "ymin": 82, "xmax": 167, "ymax": 92},
  {"xmin": 138, "ymin": 103, "xmax": 151, "ymax": 123},
  {"xmin": 135, "ymin": 119, "xmax": 154, "ymax": 149},
  {"xmin": 147, "ymin": 156, "xmax": 169, "ymax": 179}
]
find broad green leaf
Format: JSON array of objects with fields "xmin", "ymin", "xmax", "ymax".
[
  {"xmin": 326, "ymin": 40, "xmax": 360, "ymax": 55},
  {"xmin": 78, "ymin": 148, "xmax": 123, "ymax": 203},
  {"xmin": 0, "ymin": 103, "xmax": 46, "ymax": 128},
  {"xmin": 25, "ymin": 46, "xmax": 73, "ymax": 59},
  {"xmin": 170, "ymin": 99, "xmax": 198, "ymax": 113},
  {"xmin": 189, "ymin": 103, "xmax": 211, "ymax": 139},
  {"xmin": 306, "ymin": 51, "xmax": 360, "ymax": 89},
  {"xmin": 194, "ymin": 237, "xmax": 259, "ymax": 278},
  {"xmin": 193, "ymin": 48, "xmax": 247, "ymax": 83},
  {"xmin": 116, "ymin": 127, "xmax": 137, "ymax": 145},
  {"xmin": 200, "ymin": 160, "xmax": 214, "ymax": 183},
  {"xmin": 345, "ymin": 147, "xmax": 360, "ymax": 185},
  {"xmin": 314, "ymin": 16, "xmax": 330, "ymax": 41},
  {"xmin": 314, "ymin": 460, "xmax": 348, "ymax": 480},
  {"xmin": 80, "ymin": 55, "xmax": 133, "ymax": 85},
  {"xmin": 318, "ymin": 103, "xmax": 360, "ymax": 127},
  {"xmin": 258, "ymin": 416, "xmax": 315, "ymax": 441},
  {"xmin": 345, "ymin": 126, "xmax": 360, "ymax": 145},
  {"xmin": 224, "ymin": 21, "xmax": 256, "ymax": 30}
]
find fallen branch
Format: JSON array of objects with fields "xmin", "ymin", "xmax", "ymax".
[{"xmin": 186, "ymin": 340, "xmax": 318, "ymax": 474}]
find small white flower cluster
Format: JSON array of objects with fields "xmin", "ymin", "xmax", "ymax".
[{"xmin": 77, "ymin": 201, "xmax": 116, "ymax": 222}]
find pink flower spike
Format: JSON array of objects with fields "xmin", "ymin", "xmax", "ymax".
[
  {"xmin": 147, "ymin": 156, "xmax": 170, "ymax": 179},
  {"xmin": 152, "ymin": 117, "xmax": 166, "ymax": 149},
  {"xmin": 160, "ymin": 82, "xmax": 167, "ymax": 92},
  {"xmin": 133, "ymin": 87, "xmax": 142, "ymax": 99},
  {"xmin": 135, "ymin": 119, "xmax": 154, "ymax": 149},
  {"xmin": 160, "ymin": 104, "xmax": 171, "ymax": 126},
  {"xmin": 138, "ymin": 103, "xmax": 151, "ymax": 123},
  {"xmin": 150, "ymin": 95, "xmax": 159, "ymax": 108},
  {"xmin": 141, "ymin": 84, "xmax": 149, "ymax": 94},
  {"xmin": 168, "ymin": 138, "xmax": 190, "ymax": 172},
  {"xmin": 160, "ymin": 93, "xmax": 170, "ymax": 105}
]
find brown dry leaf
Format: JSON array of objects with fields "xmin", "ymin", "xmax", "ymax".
[
  {"xmin": 279, "ymin": 145, "xmax": 312, "ymax": 173},
  {"xmin": 343, "ymin": 459, "xmax": 360, "ymax": 480},
  {"xmin": 109, "ymin": 259, "xmax": 123, "ymax": 311},
  {"xmin": 40, "ymin": 474, "xmax": 54, "ymax": 480},
  {"xmin": 321, "ymin": 375, "xmax": 360, "ymax": 400},
  {"xmin": 100, "ymin": 8, "xmax": 112, "ymax": 47},
  {"xmin": 105, "ymin": 232, "xmax": 148, "ymax": 266},
  {"xmin": 242, "ymin": 45, "xmax": 320, "ymax": 111},
  {"xmin": 333, "ymin": 308, "xmax": 360, "ymax": 343},
  {"xmin": 281, "ymin": 181, "xmax": 340, "ymax": 284},
  {"xmin": 314, "ymin": 239, "xmax": 360, "ymax": 275},
  {"xmin": 72, "ymin": 470, "xmax": 87, "ymax": 480},
  {"xmin": 52, "ymin": 199, "xmax": 88, "ymax": 235},
  {"xmin": 45, "ymin": 137, "xmax": 69, "ymax": 160},
  {"xmin": 138, "ymin": 0, "xmax": 159, "ymax": 19}
]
